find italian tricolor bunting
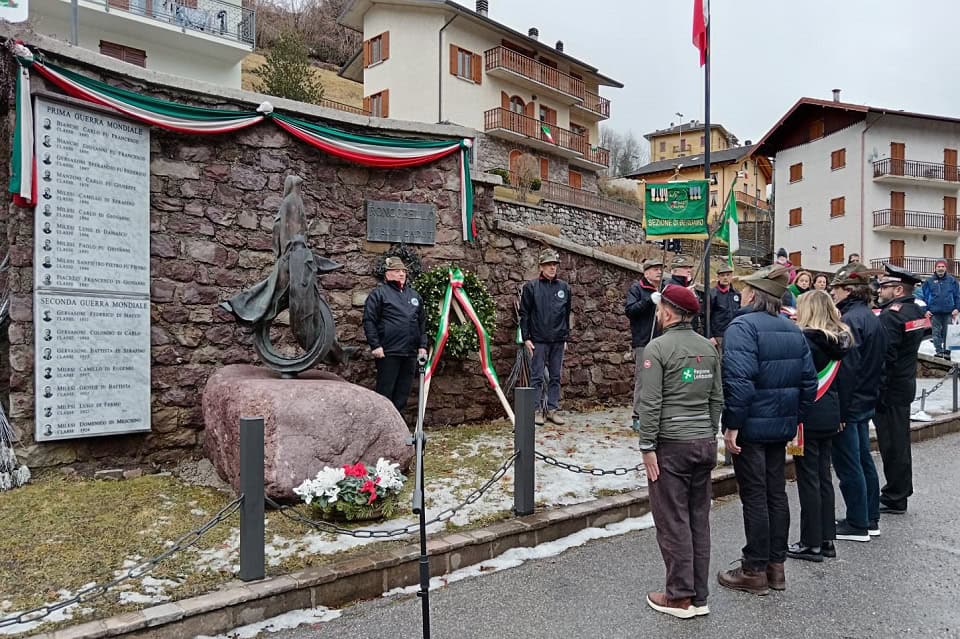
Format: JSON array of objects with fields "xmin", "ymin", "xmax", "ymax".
[
  {"xmin": 424, "ymin": 269, "xmax": 514, "ymax": 423},
  {"xmin": 8, "ymin": 45, "xmax": 477, "ymax": 241},
  {"xmin": 815, "ymin": 360, "xmax": 840, "ymax": 401}
]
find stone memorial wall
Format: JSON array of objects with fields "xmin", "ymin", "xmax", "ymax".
[{"xmin": 1, "ymin": 44, "xmax": 640, "ymax": 467}]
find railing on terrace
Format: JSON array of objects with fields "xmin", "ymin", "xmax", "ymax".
[
  {"xmin": 873, "ymin": 158, "xmax": 960, "ymax": 182},
  {"xmin": 538, "ymin": 180, "xmax": 642, "ymax": 219},
  {"xmin": 870, "ymin": 256, "xmax": 958, "ymax": 276},
  {"xmin": 484, "ymin": 107, "xmax": 585, "ymax": 155},
  {"xmin": 580, "ymin": 91, "xmax": 610, "ymax": 118},
  {"xmin": 319, "ymin": 98, "xmax": 369, "ymax": 116},
  {"xmin": 583, "ymin": 146, "xmax": 610, "ymax": 168},
  {"xmin": 484, "ymin": 47, "xmax": 585, "ymax": 101},
  {"xmin": 734, "ymin": 191, "xmax": 770, "ymax": 210},
  {"xmin": 873, "ymin": 208, "xmax": 958, "ymax": 231},
  {"xmin": 106, "ymin": 0, "xmax": 256, "ymax": 46}
]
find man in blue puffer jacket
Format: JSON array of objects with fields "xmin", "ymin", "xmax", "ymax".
[
  {"xmin": 717, "ymin": 266, "xmax": 817, "ymax": 596},
  {"xmin": 919, "ymin": 259, "xmax": 960, "ymax": 358}
]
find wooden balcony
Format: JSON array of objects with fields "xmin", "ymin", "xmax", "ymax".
[
  {"xmin": 539, "ymin": 180, "xmax": 641, "ymax": 219},
  {"xmin": 873, "ymin": 158, "xmax": 960, "ymax": 190},
  {"xmin": 870, "ymin": 256, "xmax": 955, "ymax": 276},
  {"xmin": 873, "ymin": 208, "xmax": 959, "ymax": 236},
  {"xmin": 484, "ymin": 46, "xmax": 585, "ymax": 105},
  {"xmin": 570, "ymin": 145, "xmax": 610, "ymax": 170},
  {"xmin": 571, "ymin": 90, "xmax": 610, "ymax": 121},
  {"xmin": 734, "ymin": 191, "xmax": 770, "ymax": 210},
  {"xmin": 484, "ymin": 108, "xmax": 584, "ymax": 158}
]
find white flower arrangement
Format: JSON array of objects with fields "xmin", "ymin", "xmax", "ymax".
[{"xmin": 293, "ymin": 458, "xmax": 406, "ymax": 521}]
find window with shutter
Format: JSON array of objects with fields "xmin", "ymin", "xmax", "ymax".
[
  {"xmin": 365, "ymin": 32, "xmax": 389, "ymax": 67},
  {"xmin": 99, "ymin": 40, "xmax": 146, "ymax": 67},
  {"xmin": 789, "ymin": 251, "xmax": 802, "ymax": 266},
  {"xmin": 810, "ymin": 119, "xmax": 824, "ymax": 140},
  {"xmin": 450, "ymin": 45, "xmax": 479, "ymax": 82},
  {"xmin": 830, "ymin": 244, "xmax": 844, "ymax": 264},
  {"xmin": 569, "ymin": 170, "xmax": 582, "ymax": 189},
  {"xmin": 789, "ymin": 207, "xmax": 802, "ymax": 226},
  {"xmin": 659, "ymin": 141, "xmax": 666, "ymax": 152},
  {"xmin": 539, "ymin": 158, "xmax": 548, "ymax": 180},
  {"xmin": 830, "ymin": 196, "xmax": 845, "ymax": 218},
  {"xmin": 366, "ymin": 90, "xmax": 389, "ymax": 118},
  {"xmin": 831, "ymin": 148, "xmax": 846, "ymax": 170},
  {"xmin": 789, "ymin": 163, "xmax": 803, "ymax": 183}
]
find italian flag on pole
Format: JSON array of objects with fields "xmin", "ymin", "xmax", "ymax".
[
  {"xmin": 693, "ymin": 0, "xmax": 709, "ymax": 66},
  {"xmin": 716, "ymin": 179, "xmax": 739, "ymax": 266}
]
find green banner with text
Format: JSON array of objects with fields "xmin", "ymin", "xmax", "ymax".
[{"xmin": 644, "ymin": 180, "xmax": 709, "ymax": 239}]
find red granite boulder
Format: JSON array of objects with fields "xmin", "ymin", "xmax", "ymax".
[{"xmin": 202, "ymin": 364, "xmax": 413, "ymax": 500}]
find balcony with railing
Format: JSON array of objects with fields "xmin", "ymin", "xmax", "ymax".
[
  {"xmin": 571, "ymin": 90, "xmax": 610, "ymax": 121},
  {"xmin": 484, "ymin": 47, "xmax": 585, "ymax": 105},
  {"xmin": 538, "ymin": 180, "xmax": 642, "ymax": 219},
  {"xmin": 98, "ymin": 0, "xmax": 256, "ymax": 47},
  {"xmin": 873, "ymin": 158, "xmax": 960, "ymax": 190},
  {"xmin": 570, "ymin": 145, "xmax": 610, "ymax": 170},
  {"xmin": 484, "ymin": 107, "xmax": 585, "ymax": 158},
  {"xmin": 734, "ymin": 191, "xmax": 770, "ymax": 210},
  {"xmin": 873, "ymin": 208, "xmax": 959, "ymax": 235},
  {"xmin": 870, "ymin": 256, "xmax": 957, "ymax": 276},
  {"xmin": 319, "ymin": 98, "xmax": 369, "ymax": 116}
]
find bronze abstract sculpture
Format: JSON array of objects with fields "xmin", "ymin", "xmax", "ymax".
[{"xmin": 221, "ymin": 175, "xmax": 351, "ymax": 376}]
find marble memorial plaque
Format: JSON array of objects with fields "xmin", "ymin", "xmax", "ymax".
[
  {"xmin": 365, "ymin": 200, "xmax": 436, "ymax": 245},
  {"xmin": 33, "ymin": 97, "xmax": 152, "ymax": 441},
  {"xmin": 34, "ymin": 97, "xmax": 150, "ymax": 295},
  {"xmin": 34, "ymin": 294, "xmax": 151, "ymax": 441}
]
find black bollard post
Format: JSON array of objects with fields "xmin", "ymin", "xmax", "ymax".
[
  {"xmin": 953, "ymin": 366, "xmax": 958, "ymax": 413},
  {"xmin": 514, "ymin": 387, "xmax": 536, "ymax": 516},
  {"xmin": 239, "ymin": 416, "xmax": 265, "ymax": 582}
]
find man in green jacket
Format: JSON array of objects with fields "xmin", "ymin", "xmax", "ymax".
[{"xmin": 638, "ymin": 284, "xmax": 723, "ymax": 619}]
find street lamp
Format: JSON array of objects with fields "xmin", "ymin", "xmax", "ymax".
[{"xmin": 675, "ymin": 112, "xmax": 684, "ymax": 156}]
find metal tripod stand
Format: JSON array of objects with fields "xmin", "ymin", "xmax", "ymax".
[{"xmin": 411, "ymin": 353, "xmax": 431, "ymax": 639}]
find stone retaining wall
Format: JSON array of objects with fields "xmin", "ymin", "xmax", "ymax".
[{"xmin": 496, "ymin": 199, "xmax": 644, "ymax": 248}]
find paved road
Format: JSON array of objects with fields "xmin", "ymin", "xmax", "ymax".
[{"xmin": 267, "ymin": 432, "xmax": 960, "ymax": 639}]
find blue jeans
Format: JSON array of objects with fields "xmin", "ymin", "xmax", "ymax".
[
  {"xmin": 831, "ymin": 421, "xmax": 880, "ymax": 529},
  {"xmin": 531, "ymin": 342, "xmax": 564, "ymax": 411},
  {"xmin": 931, "ymin": 312, "xmax": 951, "ymax": 354}
]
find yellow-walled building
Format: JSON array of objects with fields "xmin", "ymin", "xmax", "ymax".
[{"xmin": 645, "ymin": 121, "xmax": 739, "ymax": 162}]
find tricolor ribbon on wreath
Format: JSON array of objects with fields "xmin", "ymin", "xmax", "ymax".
[
  {"xmin": 424, "ymin": 268, "xmax": 514, "ymax": 424},
  {"xmin": 6, "ymin": 43, "xmax": 478, "ymax": 241}
]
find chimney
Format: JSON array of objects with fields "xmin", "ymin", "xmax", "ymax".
[
  {"xmin": 476, "ymin": 0, "xmax": 488, "ymax": 16},
  {"xmin": 528, "ymin": 27, "xmax": 539, "ymax": 40},
  {"xmin": 555, "ymin": 40, "xmax": 564, "ymax": 52},
  {"xmin": 832, "ymin": 88, "xmax": 841, "ymax": 102},
  {"xmin": 745, "ymin": 139, "xmax": 753, "ymax": 146}
]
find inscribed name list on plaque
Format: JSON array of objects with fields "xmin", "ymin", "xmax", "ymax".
[
  {"xmin": 365, "ymin": 200, "xmax": 436, "ymax": 245},
  {"xmin": 33, "ymin": 96, "xmax": 152, "ymax": 441}
]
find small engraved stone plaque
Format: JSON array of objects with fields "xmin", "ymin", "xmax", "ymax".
[{"xmin": 365, "ymin": 200, "xmax": 436, "ymax": 245}]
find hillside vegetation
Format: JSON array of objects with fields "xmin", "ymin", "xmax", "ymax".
[{"xmin": 242, "ymin": 52, "xmax": 363, "ymax": 108}]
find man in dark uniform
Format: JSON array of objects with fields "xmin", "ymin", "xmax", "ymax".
[
  {"xmin": 875, "ymin": 263, "xmax": 926, "ymax": 514},
  {"xmin": 709, "ymin": 263, "xmax": 739, "ymax": 351},
  {"xmin": 362, "ymin": 257, "xmax": 428, "ymax": 416},
  {"xmin": 665, "ymin": 255, "xmax": 705, "ymax": 334},
  {"xmin": 625, "ymin": 258, "xmax": 663, "ymax": 431},
  {"xmin": 520, "ymin": 248, "xmax": 572, "ymax": 425}
]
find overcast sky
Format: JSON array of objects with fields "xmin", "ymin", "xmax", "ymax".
[{"xmin": 481, "ymin": 0, "xmax": 960, "ymax": 149}]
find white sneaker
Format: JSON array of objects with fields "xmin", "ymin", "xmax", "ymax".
[{"xmin": 690, "ymin": 603, "xmax": 710, "ymax": 616}]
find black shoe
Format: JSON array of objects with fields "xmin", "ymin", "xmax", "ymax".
[
  {"xmin": 879, "ymin": 503, "xmax": 906, "ymax": 515},
  {"xmin": 835, "ymin": 519, "xmax": 871, "ymax": 542},
  {"xmin": 786, "ymin": 543, "xmax": 823, "ymax": 563},
  {"xmin": 868, "ymin": 521, "xmax": 881, "ymax": 536},
  {"xmin": 821, "ymin": 541, "xmax": 837, "ymax": 558}
]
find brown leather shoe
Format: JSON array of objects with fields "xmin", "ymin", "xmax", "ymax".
[
  {"xmin": 717, "ymin": 566, "xmax": 769, "ymax": 596},
  {"xmin": 766, "ymin": 562, "xmax": 786, "ymax": 591},
  {"xmin": 645, "ymin": 592, "xmax": 697, "ymax": 619}
]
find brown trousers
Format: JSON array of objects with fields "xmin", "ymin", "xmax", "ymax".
[{"xmin": 648, "ymin": 438, "xmax": 718, "ymax": 603}]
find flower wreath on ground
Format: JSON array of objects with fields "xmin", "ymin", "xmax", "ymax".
[
  {"xmin": 414, "ymin": 265, "xmax": 497, "ymax": 360},
  {"xmin": 293, "ymin": 458, "xmax": 406, "ymax": 521}
]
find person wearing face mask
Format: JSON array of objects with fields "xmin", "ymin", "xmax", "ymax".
[
  {"xmin": 625, "ymin": 258, "xmax": 664, "ymax": 432},
  {"xmin": 637, "ymin": 284, "xmax": 723, "ymax": 619},
  {"xmin": 362, "ymin": 257, "xmax": 428, "ymax": 416},
  {"xmin": 919, "ymin": 258, "xmax": 960, "ymax": 359},
  {"xmin": 875, "ymin": 263, "xmax": 926, "ymax": 515},
  {"xmin": 709, "ymin": 264, "xmax": 740, "ymax": 351}
]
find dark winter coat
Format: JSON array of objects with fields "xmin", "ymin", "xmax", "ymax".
[
  {"xmin": 664, "ymin": 274, "xmax": 705, "ymax": 334},
  {"xmin": 625, "ymin": 277, "xmax": 659, "ymax": 348},
  {"xmin": 878, "ymin": 295, "xmax": 926, "ymax": 407},
  {"xmin": 920, "ymin": 272, "xmax": 960, "ymax": 314},
  {"xmin": 520, "ymin": 275, "xmax": 572, "ymax": 344},
  {"xmin": 710, "ymin": 285, "xmax": 741, "ymax": 337},
  {"xmin": 362, "ymin": 280, "xmax": 427, "ymax": 357},
  {"xmin": 721, "ymin": 308, "xmax": 818, "ymax": 443},
  {"xmin": 800, "ymin": 328, "xmax": 853, "ymax": 435},
  {"xmin": 836, "ymin": 297, "xmax": 886, "ymax": 422}
]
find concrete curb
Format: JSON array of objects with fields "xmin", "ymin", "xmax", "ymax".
[{"xmin": 35, "ymin": 413, "xmax": 960, "ymax": 639}]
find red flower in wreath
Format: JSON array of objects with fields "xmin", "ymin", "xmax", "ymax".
[
  {"xmin": 343, "ymin": 462, "xmax": 368, "ymax": 478},
  {"xmin": 360, "ymin": 479, "xmax": 378, "ymax": 504}
]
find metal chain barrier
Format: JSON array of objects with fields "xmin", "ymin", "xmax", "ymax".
[
  {"xmin": 534, "ymin": 451, "xmax": 644, "ymax": 476},
  {"xmin": 0, "ymin": 496, "xmax": 243, "ymax": 630},
  {"xmin": 915, "ymin": 364, "xmax": 957, "ymax": 402},
  {"xmin": 269, "ymin": 452, "xmax": 518, "ymax": 539}
]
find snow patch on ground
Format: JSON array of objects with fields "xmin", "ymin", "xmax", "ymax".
[
  {"xmin": 0, "ymin": 586, "xmax": 95, "ymax": 636},
  {"xmin": 194, "ymin": 607, "xmax": 341, "ymax": 639}
]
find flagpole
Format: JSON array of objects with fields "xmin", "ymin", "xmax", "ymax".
[{"xmin": 702, "ymin": 2, "xmax": 712, "ymax": 339}]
